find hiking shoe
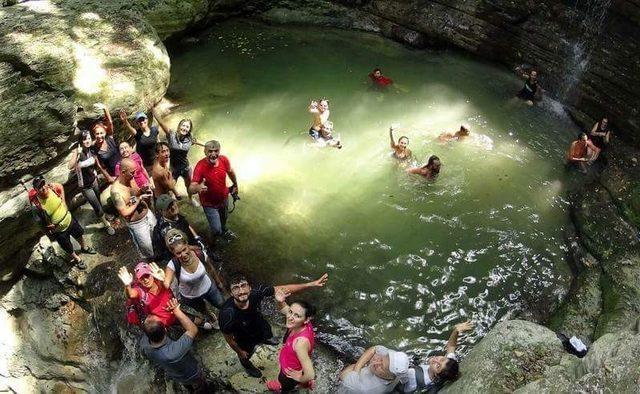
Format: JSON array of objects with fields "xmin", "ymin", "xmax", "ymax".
[
  {"xmin": 105, "ymin": 225, "xmax": 115, "ymax": 236},
  {"xmin": 75, "ymin": 259, "xmax": 87, "ymax": 270},
  {"xmin": 80, "ymin": 246, "xmax": 97, "ymax": 255},
  {"xmin": 242, "ymin": 362, "xmax": 262, "ymax": 378}
]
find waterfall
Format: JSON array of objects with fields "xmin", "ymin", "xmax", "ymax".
[{"xmin": 560, "ymin": 0, "xmax": 612, "ymax": 99}]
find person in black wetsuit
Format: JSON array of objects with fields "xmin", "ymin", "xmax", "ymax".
[{"xmin": 516, "ymin": 68, "xmax": 543, "ymax": 106}]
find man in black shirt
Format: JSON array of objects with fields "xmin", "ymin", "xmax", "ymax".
[
  {"xmin": 218, "ymin": 272, "xmax": 328, "ymax": 378},
  {"xmin": 152, "ymin": 194, "xmax": 200, "ymax": 263}
]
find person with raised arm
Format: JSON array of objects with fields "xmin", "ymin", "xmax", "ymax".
[
  {"xmin": 118, "ymin": 262, "xmax": 175, "ymax": 327},
  {"xmin": 389, "ymin": 126, "xmax": 412, "ymax": 161},
  {"xmin": 266, "ymin": 289, "xmax": 317, "ymax": 392},
  {"xmin": 308, "ymin": 99, "xmax": 330, "ymax": 141},
  {"xmin": 218, "ymin": 273, "xmax": 328, "ymax": 378},
  {"xmin": 120, "ymin": 109, "xmax": 159, "ymax": 169},
  {"xmin": 91, "ymin": 103, "xmax": 121, "ymax": 177},
  {"xmin": 515, "ymin": 67, "xmax": 543, "ymax": 106}
]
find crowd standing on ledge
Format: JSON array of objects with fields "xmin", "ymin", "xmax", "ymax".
[{"xmin": 22, "ymin": 64, "xmax": 613, "ymax": 393}]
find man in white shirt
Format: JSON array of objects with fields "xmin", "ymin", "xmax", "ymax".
[{"xmin": 338, "ymin": 345, "xmax": 410, "ymax": 393}]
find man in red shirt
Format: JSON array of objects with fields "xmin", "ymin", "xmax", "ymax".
[{"xmin": 189, "ymin": 140, "xmax": 238, "ymax": 236}]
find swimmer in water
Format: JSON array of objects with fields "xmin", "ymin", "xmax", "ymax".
[
  {"xmin": 320, "ymin": 121, "xmax": 342, "ymax": 149},
  {"xmin": 515, "ymin": 67, "xmax": 543, "ymax": 106},
  {"xmin": 438, "ymin": 124, "xmax": 471, "ymax": 142},
  {"xmin": 308, "ymin": 99, "xmax": 330, "ymax": 141},
  {"xmin": 407, "ymin": 155, "xmax": 441, "ymax": 180},
  {"xmin": 369, "ymin": 68, "xmax": 393, "ymax": 89},
  {"xmin": 566, "ymin": 132, "xmax": 600, "ymax": 173},
  {"xmin": 389, "ymin": 126, "xmax": 412, "ymax": 161}
]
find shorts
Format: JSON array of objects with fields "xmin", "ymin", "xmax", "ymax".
[
  {"xmin": 53, "ymin": 218, "xmax": 84, "ymax": 255},
  {"xmin": 278, "ymin": 370, "xmax": 299, "ymax": 392},
  {"xmin": 309, "ymin": 128, "xmax": 321, "ymax": 140},
  {"xmin": 517, "ymin": 88, "xmax": 535, "ymax": 101},
  {"xmin": 172, "ymin": 166, "xmax": 191, "ymax": 181}
]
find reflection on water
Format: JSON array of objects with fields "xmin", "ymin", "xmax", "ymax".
[{"xmin": 168, "ymin": 20, "xmax": 577, "ymax": 357}]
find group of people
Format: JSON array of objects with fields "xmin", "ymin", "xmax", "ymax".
[{"xmin": 25, "ymin": 63, "xmax": 612, "ymax": 393}]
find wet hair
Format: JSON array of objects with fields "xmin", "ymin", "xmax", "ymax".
[
  {"xmin": 228, "ymin": 273, "xmax": 250, "ymax": 290},
  {"xmin": 372, "ymin": 68, "xmax": 381, "ymax": 73},
  {"xmin": 426, "ymin": 155, "xmax": 441, "ymax": 174},
  {"xmin": 318, "ymin": 98, "xmax": 329, "ymax": 106},
  {"xmin": 292, "ymin": 300, "xmax": 316, "ymax": 320},
  {"xmin": 399, "ymin": 136, "xmax": 409, "ymax": 144},
  {"xmin": 205, "ymin": 140, "xmax": 221, "ymax": 150},
  {"xmin": 177, "ymin": 119, "xmax": 193, "ymax": 135},
  {"xmin": 143, "ymin": 318, "xmax": 166, "ymax": 343},
  {"xmin": 437, "ymin": 358, "xmax": 459, "ymax": 382},
  {"xmin": 459, "ymin": 125, "xmax": 471, "ymax": 136},
  {"xmin": 578, "ymin": 132, "xmax": 587, "ymax": 140},
  {"xmin": 156, "ymin": 141, "xmax": 170, "ymax": 153}
]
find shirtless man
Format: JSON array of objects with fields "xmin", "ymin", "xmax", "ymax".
[
  {"xmin": 407, "ymin": 155, "xmax": 441, "ymax": 180},
  {"xmin": 308, "ymin": 99, "xmax": 330, "ymax": 141},
  {"xmin": 152, "ymin": 142, "xmax": 177, "ymax": 198},
  {"xmin": 111, "ymin": 158, "xmax": 157, "ymax": 259},
  {"xmin": 566, "ymin": 133, "xmax": 600, "ymax": 173},
  {"xmin": 438, "ymin": 124, "xmax": 470, "ymax": 142}
]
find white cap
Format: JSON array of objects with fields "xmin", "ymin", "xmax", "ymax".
[{"xmin": 388, "ymin": 350, "xmax": 410, "ymax": 382}]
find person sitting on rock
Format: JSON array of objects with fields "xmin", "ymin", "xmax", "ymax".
[
  {"xmin": 91, "ymin": 103, "xmax": 121, "ymax": 178},
  {"xmin": 401, "ymin": 321, "xmax": 474, "ymax": 393},
  {"xmin": 120, "ymin": 109, "xmax": 159, "ymax": 169},
  {"xmin": 114, "ymin": 141, "xmax": 152, "ymax": 188},
  {"xmin": 27, "ymin": 175, "xmax": 96, "ymax": 269},
  {"xmin": 162, "ymin": 231, "xmax": 225, "ymax": 330},
  {"xmin": 338, "ymin": 345, "xmax": 411, "ymax": 393},
  {"xmin": 515, "ymin": 67, "xmax": 543, "ymax": 106},
  {"xmin": 566, "ymin": 132, "xmax": 600, "ymax": 173},
  {"xmin": 68, "ymin": 130, "xmax": 115, "ymax": 235},
  {"xmin": 152, "ymin": 194, "xmax": 200, "ymax": 264},
  {"xmin": 139, "ymin": 297, "xmax": 210, "ymax": 391},
  {"xmin": 369, "ymin": 68, "xmax": 393, "ymax": 89},
  {"xmin": 152, "ymin": 142, "xmax": 178, "ymax": 198},
  {"xmin": 119, "ymin": 262, "xmax": 175, "ymax": 327},
  {"xmin": 590, "ymin": 116, "xmax": 612, "ymax": 149},
  {"xmin": 218, "ymin": 272, "xmax": 329, "ymax": 378},
  {"xmin": 389, "ymin": 126, "xmax": 412, "ymax": 161},
  {"xmin": 438, "ymin": 124, "xmax": 470, "ymax": 142},
  {"xmin": 153, "ymin": 108, "xmax": 200, "ymax": 206},
  {"xmin": 406, "ymin": 155, "xmax": 441, "ymax": 180},
  {"xmin": 266, "ymin": 289, "xmax": 317, "ymax": 392},
  {"xmin": 111, "ymin": 158, "xmax": 156, "ymax": 259}
]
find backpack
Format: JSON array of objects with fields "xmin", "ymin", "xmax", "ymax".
[
  {"xmin": 28, "ymin": 185, "xmax": 66, "ymax": 232},
  {"xmin": 169, "ymin": 248, "xmax": 206, "ymax": 283}
]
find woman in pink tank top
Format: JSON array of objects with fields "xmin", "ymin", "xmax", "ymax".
[{"xmin": 266, "ymin": 289, "xmax": 316, "ymax": 392}]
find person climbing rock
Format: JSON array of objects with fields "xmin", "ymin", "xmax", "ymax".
[
  {"xmin": 28, "ymin": 176, "xmax": 95, "ymax": 269},
  {"xmin": 152, "ymin": 142, "xmax": 177, "ymax": 198},
  {"xmin": 68, "ymin": 130, "xmax": 115, "ymax": 235},
  {"xmin": 139, "ymin": 297, "xmax": 210, "ymax": 391},
  {"xmin": 111, "ymin": 158, "xmax": 156, "ymax": 259},
  {"xmin": 189, "ymin": 140, "xmax": 238, "ymax": 237},
  {"xmin": 153, "ymin": 108, "xmax": 200, "ymax": 205},
  {"xmin": 218, "ymin": 273, "xmax": 328, "ymax": 378},
  {"xmin": 266, "ymin": 289, "xmax": 317, "ymax": 392},
  {"xmin": 406, "ymin": 155, "xmax": 441, "ymax": 180}
]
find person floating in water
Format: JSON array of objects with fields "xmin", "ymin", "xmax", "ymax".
[
  {"xmin": 389, "ymin": 126, "xmax": 412, "ymax": 161},
  {"xmin": 369, "ymin": 68, "xmax": 393, "ymax": 89},
  {"xmin": 590, "ymin": 116, "xmax": 612, "ymax": 149},
  {"xmin": 515, "ymin": 67, "xmax": 543, "ymax": 106},
  {"xmin": 438, "ymin": 124, "xmax": 470, "ymax": 142},
  {"xmin": 320, "ymin": 121, "xmax": 342, "ymax": 149},
  {"xmin": 406, "ymin": 155, "xmax": 441, "ymax": 180},
  {"xmin": 308, "ymin": 99, "xmax": 330, "ymax": 141},
  {"xmin": 566, "ymin": 132, "xmax": 600, "ymax": 173}
]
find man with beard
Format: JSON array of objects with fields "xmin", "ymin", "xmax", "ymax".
[{"xmin": 218, "ymin": 273, "xmax": 329, "ymax": 378}]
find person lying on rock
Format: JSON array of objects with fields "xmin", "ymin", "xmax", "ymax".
[
  {"xmin": 111, "ymin": 158, "xmax": 156, "ymax": 259},
  {"xmin": 566, "ymin": 132, "xmax": 600, "ymax": 173},
  {"xmin": 337, "ymin": 345, "xmax": 411, "ymax": 394},
  {"xmin": 68, "ymin": 130, "xmax": 115, "ymax": 236},
  {"xmin": 139, "ymin": 297, "xmax": 210, "ymax": 391},
  {"xmin": 162, "ymin": 230, "xmax": 225, "ymax": 331},
  {"xmin": 400, "ymin": 320, "xmax": 474, "ymax": 393},
  {"xmin": 218, "ymin": 272, "xmax": 329, "ymax": 378},
  {"xmin": 119, "ymin": 262, "xmax": 176, "ymax": 327},
  {"xmin": 152, "ymin": 142, "xmax": 178, "ymax": 198},
  {"xmin": 515, "ymin": 67, "xmax": 543, "ymax": 106},
  {"xmin": 27, "ymin": 175, "xmax": 96, "ymax": 269},
  {"xmin": 114, "ymin": 141, "xmax": 152, "ymax": 188},
  {"xmin": 590, "ymin": 116, "xmax": 612, "ymax": 149},
  {"xmin": 266, "ymin": 289, "xmax": 317, "ymax": 392},
  {"xmin": 389, "ymin": 126, "xmax": 412, "ymax": 162},
  {"xmin": 152, "ymin": 194, "xmax": 201, "ymax": 264},
  {"xmin": 406, "ymin": 155, "xmax": 441, "ymax": 180},
  {"xmin": 153, "ymin": 108, "xmax": 201, "ymax": 206},
  {"xmin": 438, "ymin": 124, "xmax": 471, "ymax": 142}
]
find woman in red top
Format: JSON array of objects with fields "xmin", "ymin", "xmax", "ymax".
[
  {"xmin": 118, "ymin": 262, "xmax": 176, "ymax": 327},
  {"xmin": 266, "ymin": 289, "xmax": 316, "ymax": 392}
]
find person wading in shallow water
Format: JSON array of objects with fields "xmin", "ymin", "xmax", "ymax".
[
  {"xmin": 218, "ymin": 273, "xmax": 329, "ymax": 378},
  {"xmin": 406, "ymin": 155, "xmax": 441, "ymax": 180},
  {"xmin": 590, "ymin": 116, "xmax": 613, "ymax": 149},
  {"xmin": 389, "ymin": 126, "xmax": 412, "ymax": 161},
  {"xmin": 566, "ymin": 132, "xmax": 600, "ymax": 173},
  {"xmin": 28, "ymin": 176, "xmax": 96, "ymax": 269},
  {"xmin": 111, "ymin": 158, "xmax": 156, "ymax": 259},
  {"xmin": 515, "ymin": 67, "xmax": 543, "ymax": 106},
  {"xmin": 369, "ymin": 68, "xmax": 394, "ymax": 89},
  {"xmin": 308, "ymin": 99, "xmax": 330, "ymax": 141},
  {"xmin": 152, "ymin": 142, "xmax": 177, "ymax": 198}
]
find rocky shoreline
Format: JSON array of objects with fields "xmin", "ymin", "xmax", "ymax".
[{"xmin": 1, "ymin": 0, "xmax": 640, "ymax": 392}]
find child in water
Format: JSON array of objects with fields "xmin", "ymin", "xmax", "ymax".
[
  {"xmin": 320, "ymin": 121, "xmax": 342, "ymax": 149},
  {"xmin": 407, "ymin": 155, "xmax": 441, "ymax": 180},
  {"xmin": 439, "ymin": 124, "xmax": 471, "ymax": 142}
]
